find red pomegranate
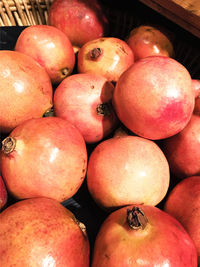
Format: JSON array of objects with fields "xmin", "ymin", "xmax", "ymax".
[
  {"xmin": 161, "ymin": 114, "xmax": 200, "ymax": 179},
  {"xmin": 91, "ymin": 205, "xmax": 197, "ymax": 266},
  {"xmin": 15, "ymin": 25, "xmax": 75, "ymax": 84},
  {"xmin": 54, "ymin": 73, "xmax": 119, "ymax": 143},
  {"xmin": 77, "ymin": 37, "xmax": 134, "ymax": 82},
  {"xmin": 0, "ymin": 197, "xmax": 90, "ymax": 266},
  {"xmin": 87, "ymin": 135, "xmax": 170, "ymax": 210},
  {"xmin": 0, "ymin": 175, "xmax": 7, "ymax": 211},
  {"xmin": 0, "ymin": 50, "xmax": 53, "ymax": 133},
  {"xmin": 126, "ymin": 25, "xmax": 174, "ymax": 61},
  {"xmin": 48, "ymin": 0, "xmax": 109, "ymax": 49},
  {"xmin": 113, "ymin": 56, "xmax": 194, "ymax": 140},
  {"xmin": 164, "ymin": 176, "xmax": 200, "ymax": 265},
  {"xmin": 0, "ymin": 117, "xmax": 87, "ymax": 202}
]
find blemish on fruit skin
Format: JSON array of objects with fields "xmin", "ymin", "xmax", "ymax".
[
  {"xmin": 104, "ymin": 253, "xmax": 110, "ymax": 259},
  {"xmin": 99, "ymin": 38, "xmax": 105, "ymax": 42},
  {"xmin": 118, "ymin": 45, "xmax": 128, "ymax": 55}
]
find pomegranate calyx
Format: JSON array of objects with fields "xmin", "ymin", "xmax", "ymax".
[
  {"xmin": 61, "ymin": 67, "xmax": 70, "ymax": 77},
  {"xmin": 127, "ymin": 206, "xmax": 148, "ymax": 230},
  {"xmin": 43, "ymin": 107, "xmax": 54, "ymax": 117},
  {"xmin": 1, "ymin": 136, "xmax": 16, "ymax": 154},
  {"xmin": 89, "ymin": 47, "xmax": 102, "ymax": 60},
  {"xmin": 96, "ymin": 101, "xmax": 113, "ymax": 116},
  {"xmin": 74, "ymin": 217, "xmax": 87, "ymax": 238}
]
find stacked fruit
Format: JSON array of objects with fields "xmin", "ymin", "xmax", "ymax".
[{"xmin": 0, "ymin": 0, "xmax": 200, "ymax": 266}]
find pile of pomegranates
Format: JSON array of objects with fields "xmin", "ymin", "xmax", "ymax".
[{"xmin": 0, "ymin": 0, "xmax": 199, "ymax": 266}]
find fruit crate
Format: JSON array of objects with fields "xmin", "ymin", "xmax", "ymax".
[{"xmin": 0, "ymin": 0, "xmax": 200, "ymax": 257}]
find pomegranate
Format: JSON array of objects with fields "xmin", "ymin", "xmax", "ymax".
[
  {"xmin": 0, "ymin": 117, "xmax": 87, "ymax": 202},
  {"xmin": 0, "ymin": 50, "xmax": 53, "ymax": 133},
  {"xmin": 48, "ymin": 0, "xmax": 109, "ymax": 49},
  {"xmin": 126, "ymin": 25, "xmax": 174, "ymax": 61},
  {"xmin": 0, "ymin": 175, "xmax": 7, "ymax": 211},
  {"xmin": 54, "ymin": 73, "xmax": 119, "ymax": 144},
  {"xmin": 192, "ymin": 79, "xmax": 200, "ymax": 98},
  {"xmin": 15, "ymin": 25, "xmax": 75, "ymax": 84},
  {"xmin": 0, "ymin": 197, "xmax": 90, "ymax": 266},
  {"xmin": 194, "ymin": 96, "xmax": 200, "ymax": 115},
  {"xmin": 77, "ymin": 37, "xmax": 134, "ymax": 82},
  {"xmin": 91, "ymin": 205, "xmax": 197, "ymax": 266},
  {"xmin": 87, "ymin": 135, "xmax": 170, "ymax": 210},
  {"xmin": 164, "ymin": 176, "xmax": 200, "ymax": 265},
  {"xmin": 161, "ymin": 114, "xmax": 200, "ymax": 179},
  {"xmin": 113, "ymin": 56, "xmax": 194, "ymax": 140}
]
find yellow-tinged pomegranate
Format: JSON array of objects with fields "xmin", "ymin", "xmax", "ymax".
[
  {"xmin": 77, "ymin": 37, "xmax": 134, "ymax": 82},
  {"xmin": 87, "ymin": 135, "xmax": 170, "ymax": 210},
  {"xmin": 0, "ymin": 50, "xmax": 53, "ymax": 133}
]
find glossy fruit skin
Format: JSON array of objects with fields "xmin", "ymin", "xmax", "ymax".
[
  {"xmin": 126, "ymin": 25, "xmax": 174, "ymax": 61},
  {"xmin": 48, "ymin": 0, "xmax": 108, "ymax": 48},
  {"xmin": 164, "ymin": 176, "xmax": 200, "ymax": 265},
  {"xmin": 113, "ymin": 56, "xmax": 194, "ymax": 140},
  {"xmin": 0, "ymin": 197, "xmax": 90, "ymax": 267},
  {"xmin": 0, "ymin": 175, "xmax": 7, "ymax": 211},
  {"xmin": 0, "ymin": 50, "xmax": 53, "ymax": 133},
  {"xmin": 0, "ymin": 117, "xmax": 87, "ymax": 202},
  {"xmin": 77, "ymin": 37, "xmax": 134, "ymax": 82},
  {"xmin": 87, "ymin": 135, "xmax": 170, "ymax": 210},
  {"xmin": 91, "ymin": 204, "xmax": 198, "ymax": 267},
  {"xmin": 15, "ymin": 25, "xmax": 75, "ymax": 84},
  {"xmin": 161, "ymin": 114, "xmax": 200, "ymax": 179},
  {"xmin": 54, "ymin": 73, "xmax": 119, "ymax": 143}
]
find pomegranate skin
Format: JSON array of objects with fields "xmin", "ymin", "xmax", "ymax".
[
  {"xmin": 192, "ymin": 79, "xmax": 200, "ymax": 98},
  {"xmin": 0, "ymin": 197, "xmax": 90, "ymax": 267},
  {"xmin": 126, "ymin": 25, "xmax": 174, "ymax": 61},
  {"xmin": 54, "ymin": 73, "xmax": 119, "ymax": 143},
  {"xmin": 161, "ymin": 114, "xmax": 200, "ymax": 179},
  {"xmin": 48, "ymin": 0, "xmax": 108, "ymax": 48},
  {"xmin": 15, "ymin": 25, "xmax": 75, "ymax": 84},
  {"xmin": 0, "ymin": 117, "xmax": 87, "ymax": 202},
  {"xmin": 0, "ymin": 50, "xmax": 53, "ymax": 133},
  {"xmin": 92, "ymin": 205, "xmax": 198, "ymax": 266},
  {"xmin": 194, "ymin": 96, "xmax": 200, "ymax": 115},
  {"xmin": 0, "ymin": 175, "xmax": 7, "ymax": 211},
  {"xmin": 164, "ymin": 176, "xmax": 200, "ymax": 265},
  {"xmin": 87, "ymin": 135, "xmax": 170, "ymax": 210},
  {"xmin": 77, "ymin": 37, "xmax": 134, "ymax": 82},
  {"xmin": 113, "ymin": 56, "xmax": 194, "ymax": 140}
]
